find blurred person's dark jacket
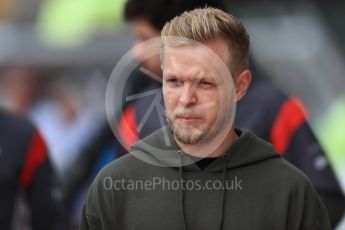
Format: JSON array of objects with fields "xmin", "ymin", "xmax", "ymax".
[{"xmin": 0, "ymin": 109, "xmax": 65, "ymax": 230}]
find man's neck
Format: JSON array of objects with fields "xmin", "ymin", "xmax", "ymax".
[{"xmin": 174, "ymin": 127, "xmax": 239, "ymax": 158}]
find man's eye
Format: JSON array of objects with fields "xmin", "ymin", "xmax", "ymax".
[
  {"xmin": 199, "ymin": 81, "xmax": 213, "ymax": 88},
  {"xmin": 166, "ymin": 79, "xmax": 181, "ymax": 86}
]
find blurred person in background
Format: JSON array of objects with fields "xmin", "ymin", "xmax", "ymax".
[
  {"xmin": 0, "ymin": 67, "xmax": 106, "ymax": 176},
  {"xmin": 0, "ymin": 108, "xmax": 65, "ymax": 230},
  {"xmin": 0, "ymin": 67, "xmax": 47, "ymax": 116},
  {"xmin": 0, "ymin": 67, "xmax": 107, "ymax": 228}
]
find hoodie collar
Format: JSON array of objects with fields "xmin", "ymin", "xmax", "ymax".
[{"xmin": 131, "ymin": 126, "xmax": 280, "ymax": 171}]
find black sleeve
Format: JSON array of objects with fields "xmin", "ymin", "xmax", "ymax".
[
  {"xmin": 21, "ymin": 130, "xmax": 67, "ymax": 230},
  {"xmin": 27, "ymin": 159, "xmax": 66, "ymax": 230}
]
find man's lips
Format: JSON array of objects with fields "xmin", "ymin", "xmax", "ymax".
[
  {"xmin": 176, "ymin": 116, "xmax": 203, "ymax": 122},
  {"xmin": 178, "ymin": 116, "xmax": 201, "ymax": 119}
]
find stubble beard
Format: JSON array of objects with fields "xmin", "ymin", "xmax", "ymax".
[{"xmin": 166, "ymin": 108, "xmax": 227, "ymax": 145}]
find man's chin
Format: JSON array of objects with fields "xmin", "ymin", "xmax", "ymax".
[
  {"xmin": 173, "ymin": 122, "xmax": 202, "ymax": 133},
  {"xmin": 171, "ymin": 124, "xmax": 206, "ymax": 145},
  {"xmin": 174, "ymin": 133, "xmax": 202, "ymax": 145}
]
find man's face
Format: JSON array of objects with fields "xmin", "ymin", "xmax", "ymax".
[
  {"xmin": 162, "ymin": 39, "xmax": 235, "ymax": 145},
  {"xmin": 131, "ymin": 19, "xmax": 162, "ymax": 76}
]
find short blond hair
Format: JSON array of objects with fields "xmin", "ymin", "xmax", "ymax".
[{"xmin": 161, "ymin": 7, "xmax": 250, "ymax": 76}]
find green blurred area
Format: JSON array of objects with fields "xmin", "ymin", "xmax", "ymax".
[
  {"xmin": 38, "ymin": 0, "xmax": 126, "ymax": 46},
  {"xmin": 316, "ymin": 94, "xmax": 345, "ymax": 175}
]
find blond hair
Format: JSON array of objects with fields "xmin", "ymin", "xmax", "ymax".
[{"xmin": 161, "ymin": 7, "xmax": 250, "ymax": 76}]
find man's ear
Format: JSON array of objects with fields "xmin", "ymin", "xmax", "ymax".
[{"xmin": 235, "ymin": 70, "xmax": 251, "ymax": 102}]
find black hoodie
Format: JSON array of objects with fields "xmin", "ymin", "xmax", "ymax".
[{"xmin": 80, "ymin": 127, "xmax": 331, "ymax": 230}]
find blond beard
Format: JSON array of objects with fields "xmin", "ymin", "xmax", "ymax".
[{"xmin": 166, "ymin": 109, "xmax": 228, "ymax": 145}]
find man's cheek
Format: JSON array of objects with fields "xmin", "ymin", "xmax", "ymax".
[{"xmin": 163, "ymin": 91, "xmax": 175, "ymax": 107}]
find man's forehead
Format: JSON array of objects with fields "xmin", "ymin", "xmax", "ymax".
[
  {"xmin": 164, "ymin": 39, "xmax": 228, "ymax": 61},
  {"xmin": 162, "ymin": 43, "xmax": 230, "ymax": 79}
]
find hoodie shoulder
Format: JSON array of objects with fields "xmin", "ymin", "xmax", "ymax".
[
  {"xmin": 271, "ymin": 158, "xmax": 331, "ymax": 228},
  {"xmin": 97, "ymin": 152, "xmax": 146, "ymax": 179},
  {"xmin": 240, "ymin": 131, "xmax": 321, "ymax": 192},
  {"xmin": 269, "ymin": 157, "xmax": 313, "ymax": 185}
]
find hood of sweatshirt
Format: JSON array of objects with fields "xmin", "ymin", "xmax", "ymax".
[{"xmin": 131, "ymin": 125, "xmax": 280, "ymax": 171}]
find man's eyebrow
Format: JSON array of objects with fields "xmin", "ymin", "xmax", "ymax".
[
  {"xmin": 197, "ymin": 75, "xmax": 213, "ymax": 80},
  {"xmin": 163, "ymin": 72, "xmax": 216, "ymax": 82},
  {"xmin": 195, "ymin": 72, "xmax": 215, "ymax": 82},
  {"xmin": 162, "ymin": 71, "xmax": 177, "ymax": 78}
]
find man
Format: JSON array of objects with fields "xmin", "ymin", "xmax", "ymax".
[
  {"xmin": 118, "ymin": 0, "xmax": 344, "ymax": 226},
  {"xmin": 0, "ymin": 108, "xmax": 64, "ymax": 230},
  {"xmin": 80, "ymin": 8, "xmax": 331, "ymax": 229}
]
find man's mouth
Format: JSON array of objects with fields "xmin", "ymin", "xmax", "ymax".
[{"xmin": 176, "ymin": 116, "xmax": 203, "ymax": 124}]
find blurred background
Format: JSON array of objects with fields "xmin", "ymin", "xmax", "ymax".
[{"xmin": 0, "ymin": 0, "xmax": 344, "ymax": 229}]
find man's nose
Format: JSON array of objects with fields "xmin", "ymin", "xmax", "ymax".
[{"xmin": 179, "ymin": 84, "xmax": 197, "ymax": 106}]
